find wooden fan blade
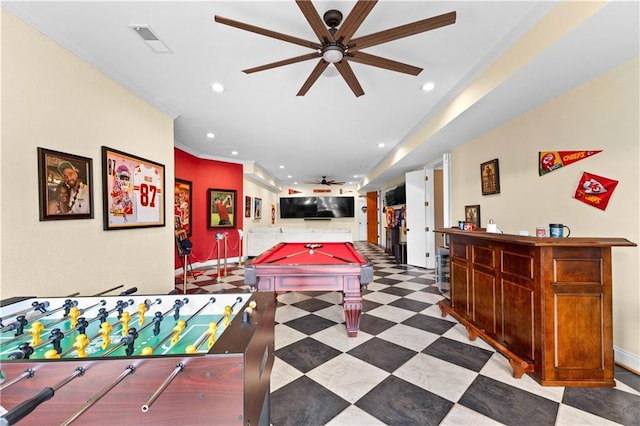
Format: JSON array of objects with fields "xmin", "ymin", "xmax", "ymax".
[
  {"xmin": 333, "ymin": 0, "xmax": 378, "ymax": 44},
  {"xmin": 214, "ymin": 15, "xmax": 322, "ymax": 50},
  {"xmin": 296, "ymin": 0, "xmax": 334, "ymax": 43},
  {"xmin": 244, "ymin": 52, "xmax": 321, "ymax": 74},
  {"xmin": 297, "ymin": 60, "xmax": 329, "ymax": 96},
  {"xmin": 348, "ymin": 11, "xmax": 456, "ymax": 51},
  {"xmin": 348, "ymin": 51, "xmax": 422, "ymax": 75},
  {"xmin": 335, "ymin": 61, "xmax": 365, "ymax": 97}
]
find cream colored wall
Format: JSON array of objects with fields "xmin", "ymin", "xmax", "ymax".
[
  {"xmin": 451, "ymin": 57, "xmax": 639, "ymax": 361},
  {"xmin": 1, "ymin": 11, "xmax": 175, "ymax": 297}
]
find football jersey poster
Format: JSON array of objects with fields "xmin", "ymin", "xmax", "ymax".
[
  {"xmin": 103, "ymin": 147, "xmax": 165, "ymax": 229},
  {"xmin": 573, "ymin": 172, "xmax": 618, "ymax": 211},
  {"xmin": 539, "ymin": 150, "xmax": 602, "ymax": 176}
]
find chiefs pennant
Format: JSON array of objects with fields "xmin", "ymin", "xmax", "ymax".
[
  {"xmin": 573, "ymin": 172, "xmax": 618, "ymax": 211},
  {"xmin": 288, "ymin": 188, "xmax": 301, "ymax": 194},
  {"xmin": 539, "ymin": 150, "xmax": 602, "ymax": 176}
]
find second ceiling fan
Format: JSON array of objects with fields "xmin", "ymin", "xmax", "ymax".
[{"xmin": 214, "ymin": 0, "xmax": 456, "ymax": 97}]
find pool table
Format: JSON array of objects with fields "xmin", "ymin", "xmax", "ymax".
[{"xmin": 244, "ymin": 242, "xmax": 373, "ymax": 337}]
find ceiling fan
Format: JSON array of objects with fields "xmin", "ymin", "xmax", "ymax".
[
  {"xmin": 304, "ymin": 176, "xmax": 345, "ymax": 186},
  {"xmin": 214, "ymin": 0, "xmax": 456, "ymax": 97}
]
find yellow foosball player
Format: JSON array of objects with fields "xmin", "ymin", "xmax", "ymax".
[
  {"xmin": 29, "ymin": 321, "xmax": 45, "ymax": 346},
  {"xmin": 73, "ymin": 334, "xmax": 90, "ymax": 358},
  {"xmin": 170, "ymin": 320, "xmax": 186, "ymax": 346},
  {"xmin": 100, "ymin": 322, "xmax": 113, "ymax": 350},
  {"xmin": 207, "ymin": 322, "xmax": 218, "ymax": 350},
  {"xmin": 44, "ymin": 349, "xmax": 60, "ymax": 359},
  {"xmin": 224, "ymin": 305, "xmax": 232, "ymax": 327},
  {"xmin": 120, "ymin": 311, "xmax": 131, "ymax": 336},
  {"xmin": 137, "ymin": 303, "xmax": 148, "ymax": 326},
  {"xmin": 68, "ymin": 306, "xmax": 81, "ymax": 328}
]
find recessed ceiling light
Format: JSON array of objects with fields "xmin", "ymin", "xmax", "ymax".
[
  {"xmin": 421, "ymin": 82, "xmax": 435, "ymax": 92},
  {"xmin": 378, "ymin": 143, "xmax": 385, "ymax": 148},
  {"xmin": 287, "ymin": 175, "xmax": 292, "ymax": 179},
  {"xmin": 206, "ymin": 132, "xmax": 215, "ymax": 139},
  {"xmin": 279, "ymin": 165, "xmax": 285, "ymax": 169},
  {"xmin": 231, "ymin": 150, "xmax": 238, "ymax": 155},
  {"xmin": 211, "ymin": 83, "xmax": 225, "ymax": 92}
]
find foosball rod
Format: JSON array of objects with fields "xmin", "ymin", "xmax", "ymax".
[
  {"xmin": 89, "ymin": 284, "xmax": 123, "ymax": 296},
  {"xmin": 0, "ymin": 301, "xmax": 50, "ymax": 328},
  {"xmin": 0, "ymin": 300, "xmax": 76, "ymax": 335},
  {"xmin": 0, "ymin": 369, "xmax": 34, "ymax": 392},
  {"xmin": 141, "ymin": 363, "xmax": 184, "ymax": 412},
  {"xmin": 0, "ymin": 367, "xmax": 85, "ymax": 426},
  {"xmin": 189, "ymin": 296, "xmax": 243, "ymax": 352},
  {"xmin": 60, "ymin": 365, "xmax": 135, "ymax": 426},
  {"xmin": 1, "ymin": 300, "xmax": 105, "ymax": 350},
  {"xmin": 143, "ymin": 297, "xmax": 222, "ymax": 355}
]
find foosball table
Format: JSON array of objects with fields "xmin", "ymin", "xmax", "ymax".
[{"xmin": 0, "ymin": 292, "xmax": 275, "ymax": 425}]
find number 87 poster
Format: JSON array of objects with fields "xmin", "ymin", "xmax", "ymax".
[{"xmin": 102, "ymin": 146, "xmax": 165, "ymax": 230}]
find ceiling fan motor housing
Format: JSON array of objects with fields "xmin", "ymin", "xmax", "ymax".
[{"xmin": 323, "ymin": 10, "xmax": 343, "ymax": 29}]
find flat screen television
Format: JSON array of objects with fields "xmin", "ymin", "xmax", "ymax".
[{"xmin": 280, "ymin": 196, "xmax": 355, "ymax": 218}]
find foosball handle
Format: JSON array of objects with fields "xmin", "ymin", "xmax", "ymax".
[
  {"xmin": 119, "ymin": 287, "xmax": 138, "ymax": 296},
  {"xmin": 0, "ymin": 387, "xmax": 55, "ymax": 425}
]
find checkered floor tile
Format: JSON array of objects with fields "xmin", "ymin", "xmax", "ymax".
[{"xmin": 180, "ymin": 242, "xmax": 640, "ymax": 425}]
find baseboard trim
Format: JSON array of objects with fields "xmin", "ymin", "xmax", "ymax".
[{"xmin": 614, "ymin": 345, "xmax": 640, "ymax": 374}]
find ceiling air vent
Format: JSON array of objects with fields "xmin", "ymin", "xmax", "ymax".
[{"xmin": 129, "ymin": 25, "xmax": 171, "ymax": 53}]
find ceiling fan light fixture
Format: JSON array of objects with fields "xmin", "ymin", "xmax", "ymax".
[{"xmin": 322, "ymin": 45, "xmax": 344, "ymax": 63}]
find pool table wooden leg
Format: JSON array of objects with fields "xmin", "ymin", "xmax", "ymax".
[{"xmin": 343, "ymin": 287, "xmax": 362, "ymax": 337}]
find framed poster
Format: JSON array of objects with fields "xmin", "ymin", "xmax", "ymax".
[
  {"xmin": 37, "ymin": 147, "xmax": 94, "ymax": 221},
  {"xmin": 254, "ymin": 197, "xmax": 262, "ymax": 220},
  {"xmin": 174, "ymin": 179, "xmax": 192, "ymax": 236},
  {"xmin": 465, "ymin": 204, "xmax": 481, "ymax": 228},
  {"xmin": 481, "ymin": 159, "xmax": 500, "ymax": 195},
  {"xmin": 102, "ymin": 146, "xmax": 165, "ymax": 230},
  {"xmin": 208, "ymin": 188, "xmax": 236, "ymax": 228},
  {"xmin": 245, "ymin": 195, "xmax": 252, "ymax": 218}
]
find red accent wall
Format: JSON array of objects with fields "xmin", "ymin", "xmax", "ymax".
[{"xmin": 174, "ymin": 148, "xmax": 243, "ymax": 268}]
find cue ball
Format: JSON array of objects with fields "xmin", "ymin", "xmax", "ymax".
[{"xmin": 309, "ymin": 249, "xmax": 314, "ymax": 255}]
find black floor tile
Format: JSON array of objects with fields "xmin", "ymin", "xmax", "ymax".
[
  {"xmin": 563, "ymin": 385, "xmax": 640, "ymax": 425},
  {"xmin": 615, "ymin": 364, "xmax": 640, "ymax": 392},
  {"xmin": 355, "ymin": 375, "xmax": 454, "ymax": 426},
  {"xmin": 376, "ymin": 277, "xmax": 403, "ymax": 285},
  {"xmin": 361, "ymin": 298, "xmax": 383, "ymax": 313},
  {"xmin": 423, "ymin": 337, "xmax": 494, "ymax": 372},
  {"xmin": 459, "ymin": 375, "xmax": 559, "ymax": 425},
  {"xmin": 358, "ymin": 313, "xmax": 396, "ymax": 335},
  {"xmin": 291, "ymin": 297, "xmax": 333, "ymax": 312},
  {"xmin": 401, "ymin": 313, "xmax": 456, "ymax": 335},
  {"xmin": 379, "ymin": 286, "xmax": 414, "ymax": 296},
  {"xmin": 388, "ymin": 297, "xmax": 430, "ymax": 312},
  {"xmin": 270, "ymin": 376, "xmax": 349, "ymax": 426},
  {"xmin": 275, "ymin": 337, "xmax": 341, "ymax": 373},
  {"xmin": 347, "ymin": 337, "xmax": 417, "ymax": 373},
  {"xmin": 408, "ymin": 277, "xmax": 436, "ymax": 285},
  {"xmin": 281, "ymin": 313, "xmax": 337, "ymax": 335}
]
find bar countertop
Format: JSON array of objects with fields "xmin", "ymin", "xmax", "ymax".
[{"xmin": 435, "ymin": 227, "xmax": 636, "ymax": 248}]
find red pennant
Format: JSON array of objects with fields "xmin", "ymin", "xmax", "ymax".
[
  {"xmin": 573, "ymin": 172, "xmax": 618, "ymax": 210},
  {"xmin": 288, "ymin": 188, "xmax": 301, "ymax": 194},
  {"xmin": 539, "ymin": 150, "xmax": 602, "ymax": 176}
]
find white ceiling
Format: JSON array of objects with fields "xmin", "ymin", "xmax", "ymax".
[{"xmin": 3, "ymin": 1, "xmax": 638, "ymax": 192}]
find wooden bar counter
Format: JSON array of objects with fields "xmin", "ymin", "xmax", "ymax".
[{"xmin": 435, "ymin": 228, "xmax": 636, "ymax": 387}]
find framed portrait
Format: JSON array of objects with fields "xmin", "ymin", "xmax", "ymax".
[
  {"xmin": 208, "ymin": 188, "xmax": 236, "ymax": 228},
  {"xmin": 254, "ymin": 197, "xmax": 262, "ymax": 220},
  {"xmin": 38, "ymin": 147, "xmax": 94, "ymax": 221},
  {"xmin": 245, "ymin": 195, "xmax": 252, "ymax": 218},
  {"xmin": 481, "ymin": 159, "xmax": 500, "ymax": 195},
  {"xmin": 174, "ymin": 179, "xmax": 192, "ymax": 236},
  {"xmin": 102, "ymin": 146, "xmax": 165, "ymax": 230},
  {"xmin": 464, "ymin": 205, "xmax": 481, "ymax": 228}
]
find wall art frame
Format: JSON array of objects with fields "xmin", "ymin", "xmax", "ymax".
[
  {"xmin": 245, "ymin": 195, "xmax": 252, "ymax": 218},
  {"xmin": 464, "ymin": 204, "xmax": 481, "ymax": 229},
  {"xmin": 174, "ymin": 178, "xmax": 192, "ymax": 236},
  {"xmin": 254, "ymin": 197, "xmax": 262, "ymax": 220},
  {"xmin": 37, "ymin": 147, "xmax": 94, "ymax": 221},
  {"xmin": 102, "ymin": 146, "xmax": 165, "ymax": 230},
  {"xmin": 208, "ymin": 188, "xmax": 236, "ymax": 228},
  {"xmin": 481, "ymin": 158, "xmax": 501, "ymax": 195}
]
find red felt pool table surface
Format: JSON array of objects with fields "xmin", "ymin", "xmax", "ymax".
[{"xmin": 244, "ymin": 242, "xmax": 373, "ymax": 337}]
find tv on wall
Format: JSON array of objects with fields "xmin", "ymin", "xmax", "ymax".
[{"xmin": 280, "ymin": 196, "xmax": 355, "ymax": 218}]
